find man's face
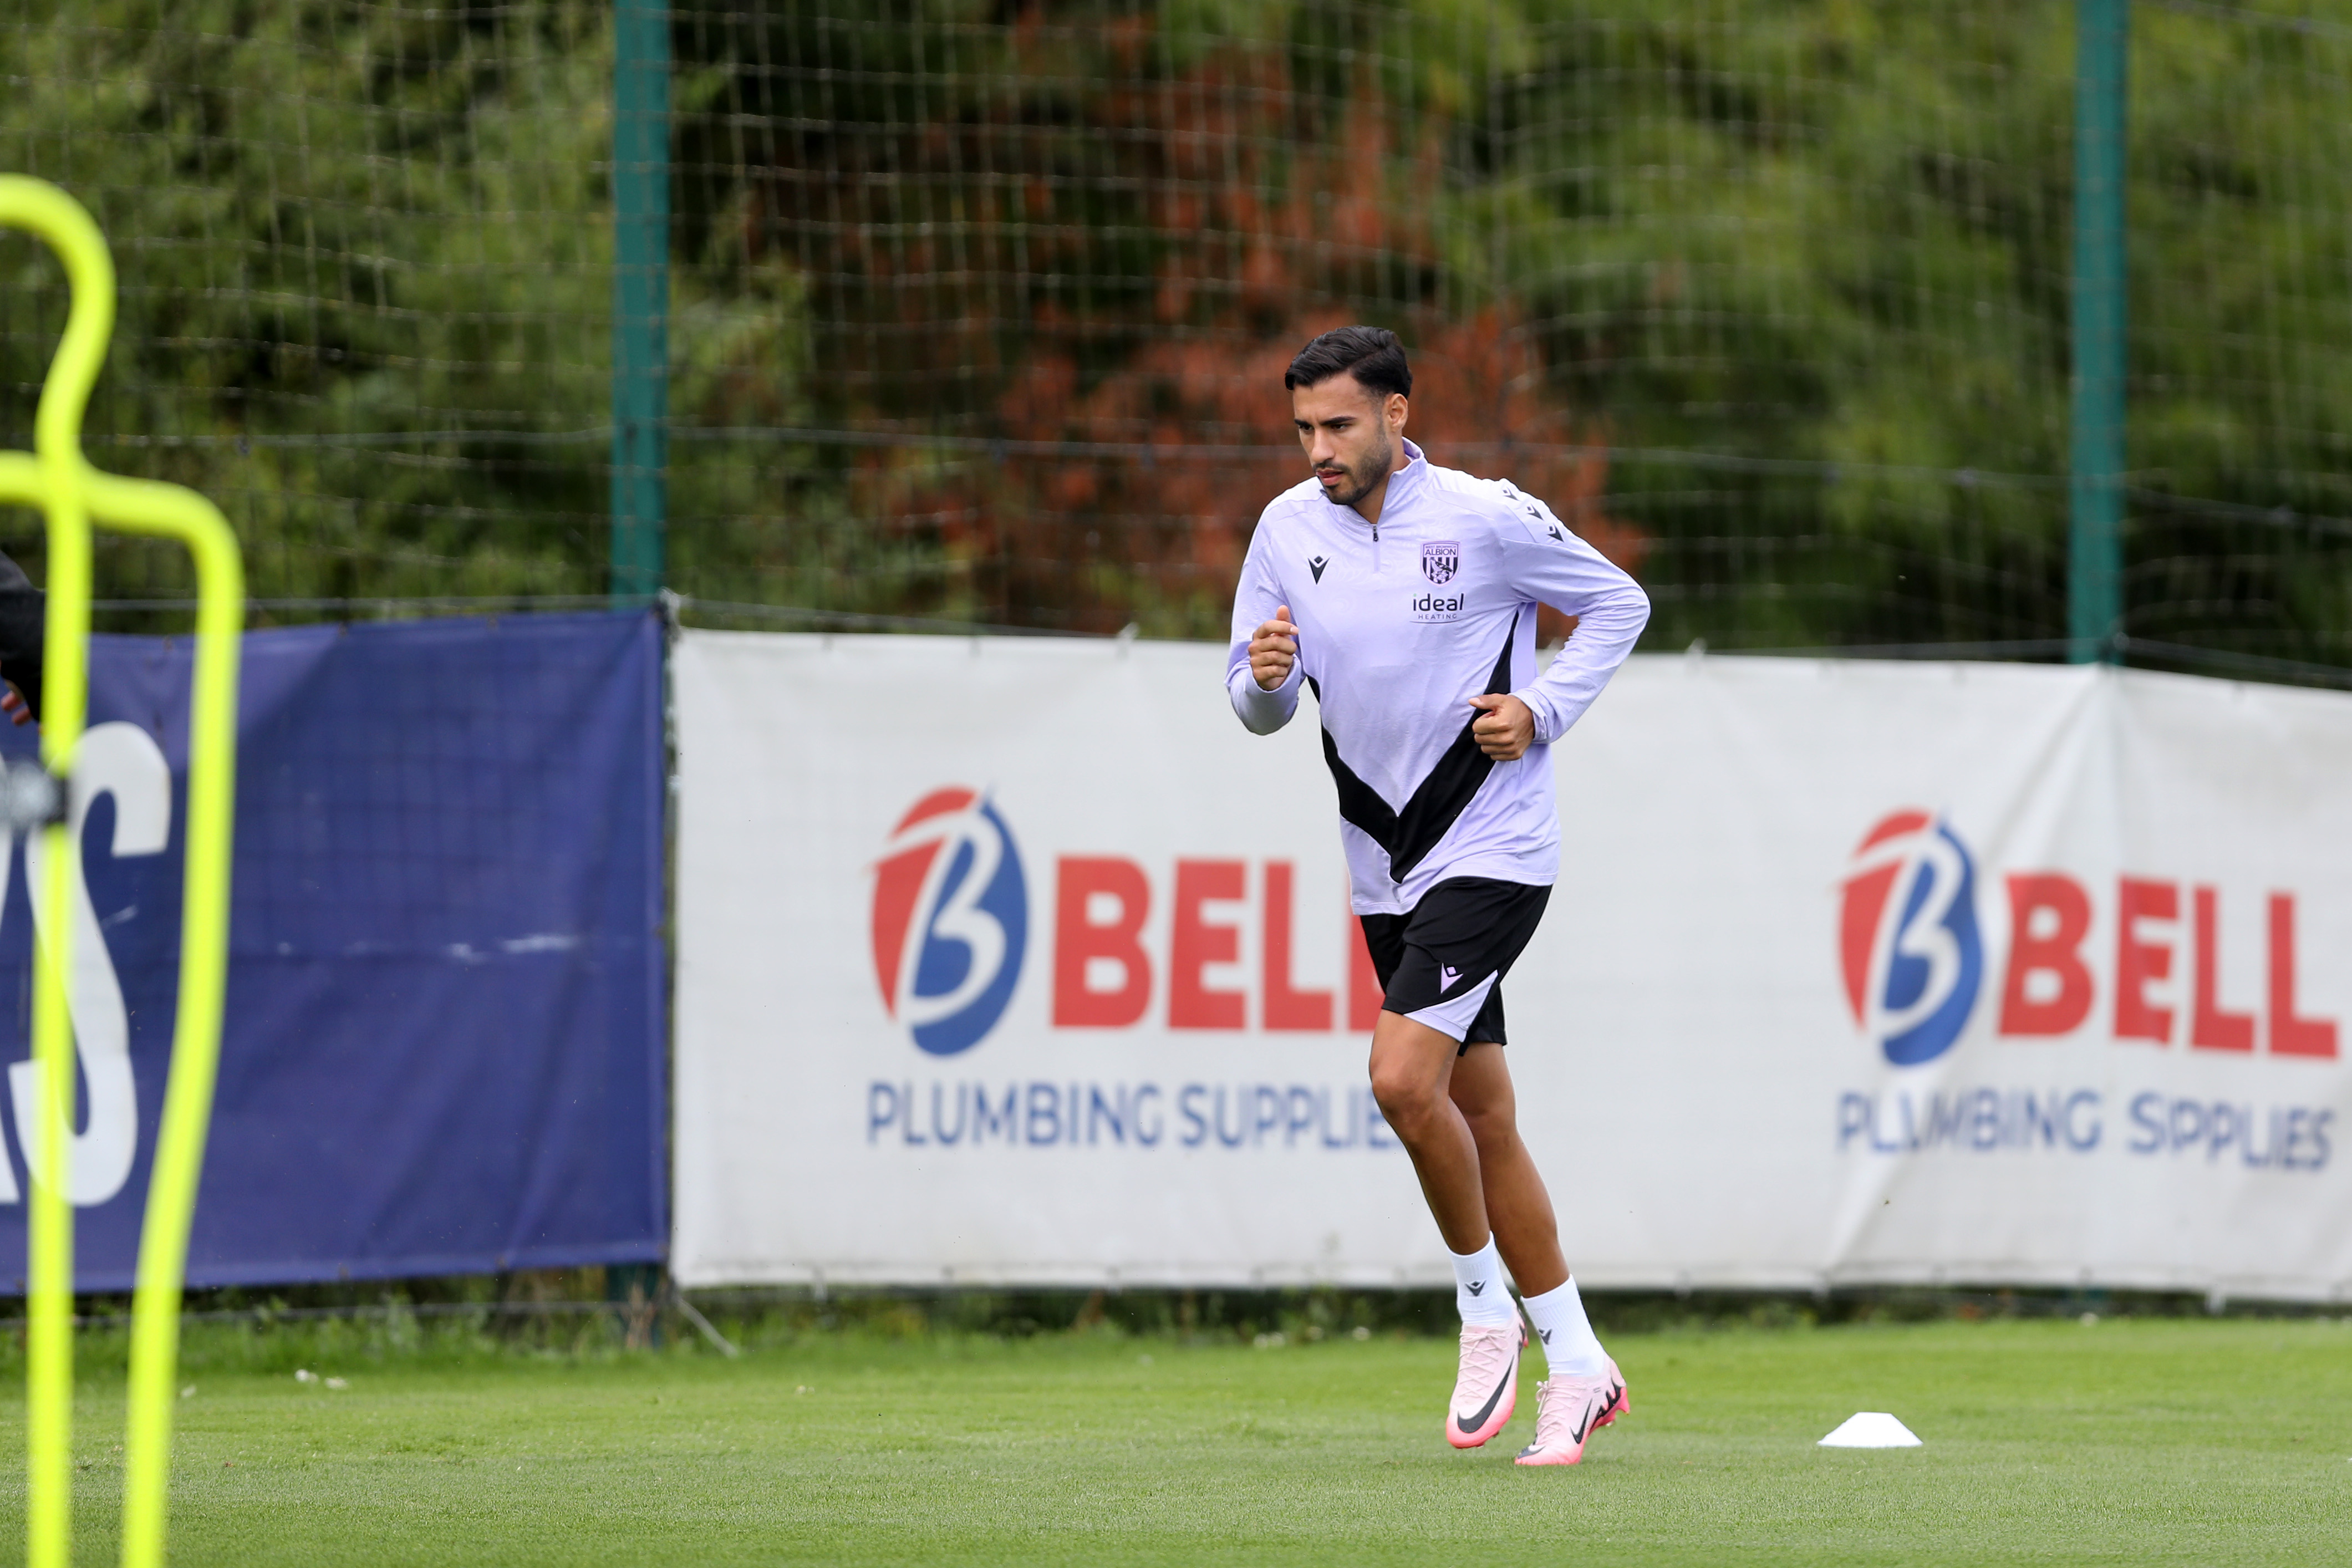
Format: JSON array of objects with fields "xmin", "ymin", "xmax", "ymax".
[{"xmin": 1291, "ymin": 377, "xmax": 1408, "ymax": 511}]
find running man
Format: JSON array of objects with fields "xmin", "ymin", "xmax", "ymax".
[{"xmin": 1224, "ymin": 326, "xmax": 1649, "ymax": 1465}]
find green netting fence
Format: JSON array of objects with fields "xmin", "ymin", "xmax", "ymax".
[{"xmin": 4, "ymin": 1, "xmax": 2351, "ymax": 677}]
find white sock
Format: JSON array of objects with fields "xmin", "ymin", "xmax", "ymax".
[
  {"xmin": 1522, "ymin": 1276, "xmax": 1607, "ymax": 1376},
  {"xmin": 1448, "ymin": 1236, "xmax": 1515, "ymax": 1328}
]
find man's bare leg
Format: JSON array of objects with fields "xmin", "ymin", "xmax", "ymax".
[
  {"xmin": 1448, "ymin": 1042, "xmax": 1568, "ymax": 1297},
  {"xmin": 1366, "ymin": 1009, "xmax": 1488, "ymax": 1253}
]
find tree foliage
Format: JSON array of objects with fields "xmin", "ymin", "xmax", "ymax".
[
  {"xmin": 3, "ymin": 0, "xmax": 617, "ymax": 601},
  {"xmin": 5, "ymin": 1, "xmax": 2349, "ymax": 661}
]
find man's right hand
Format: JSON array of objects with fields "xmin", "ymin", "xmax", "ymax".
[{"xmin": 1249, "ymin": 605, "xmax": 1299, "ymax": 691}]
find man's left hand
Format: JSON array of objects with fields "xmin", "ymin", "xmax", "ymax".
[{"xmin": 1468, "ymin": 693, "xmax": 1534, "ymax": 761}]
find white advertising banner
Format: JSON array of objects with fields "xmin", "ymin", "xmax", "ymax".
[{"xmin": 672, "ymin": 632, "xmax": 2352, "ymax": 1299}]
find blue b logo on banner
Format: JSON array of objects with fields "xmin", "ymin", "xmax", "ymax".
[
  {"xmin": 1840, "ymin": 810, "xmax": 1984, "ymax": 1067},
  {"xmin": 870, "ymin": 788, "xmax": 1029, "ymax": 1057}
]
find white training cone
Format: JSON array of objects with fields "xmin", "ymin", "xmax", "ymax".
[{"xmin": 1818, "ymin": 1412, "xmax": 1922, "ymax": 1448}]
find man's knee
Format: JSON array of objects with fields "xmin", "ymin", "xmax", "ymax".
[
  {"xmin": 1450, "ymin": 1057, "xmax": 1519, "ymax": 1150},
  {"xmin": 1368, "ymin": 1060, "xmax": 1446, "ymax": 1136},
  {"xmin": 1456, "ymin": 1094, "xmax": 1519, "ymax": 1155}
]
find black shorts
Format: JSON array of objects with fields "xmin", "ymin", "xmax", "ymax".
[{"xmin": 1357, "ymin": 877, "xmax": 1551, "ymax": 1050}]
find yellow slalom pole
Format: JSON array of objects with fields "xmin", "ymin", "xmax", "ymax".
[
  {"xmin": 0, "ymin": 177, "xmax": 243, "ymax": 1568},
  {"xmin": 0, "ymin": 172, "xmax": 106, "ymax": 1568},
  {"xmin": 88, "ymin": 472, "xmax": 240, "ymax": 1568}
]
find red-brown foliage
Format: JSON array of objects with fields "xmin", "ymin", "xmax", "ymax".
[{"xmin": 749, "ymin": 22, "xmax": 1643, "ymax": 632}]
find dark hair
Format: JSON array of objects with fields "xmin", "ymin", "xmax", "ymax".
[{"xmin": 1284, "ymin": 325, "xmax": 1412, "ymax": 400}]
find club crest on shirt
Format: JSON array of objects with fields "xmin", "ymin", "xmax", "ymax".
[{"xmin": 1421, "ymin": 541, "xmax": 1460, "ymax": 585}]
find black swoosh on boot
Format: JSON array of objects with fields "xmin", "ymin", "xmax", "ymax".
[
  {"xmin": 1454, "ymin": 1353, "xmax": 1516, "ymax": 1435},
  {"xmin": 1569, "ymin": 1382, "xmax": 1623, "ymax": 1445}
]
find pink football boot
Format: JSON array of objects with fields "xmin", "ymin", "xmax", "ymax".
[
  {"xmin": 1514, "ymin": 1358, "xmax": 1629, "ymax": 1466},
  {"xmin": 1446, "ymin": 1316, "xmax": 1525, "ymax": 1449}
]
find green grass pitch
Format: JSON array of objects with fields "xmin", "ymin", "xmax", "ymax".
[{"xmin": 4, "ymin": 1316, "xmax": 2348, "ymax": 1565}]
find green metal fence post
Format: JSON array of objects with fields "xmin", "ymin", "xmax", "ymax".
[
  {"xmin": 2069, "ymin": 0, "xmax": 2129, "ymax": 662},
  {"xmin": 610, "ymin": 0, "xmax": 670, "ymax": 599}
]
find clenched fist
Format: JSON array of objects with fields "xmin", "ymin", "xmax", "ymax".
[
  {"xmin": 1468, "ymin": 692, "xmax": 1535, "ymax": 761},
  {"xmin": 1250, "ymin": 605, "xmax": 1300, "ymax": 691}
]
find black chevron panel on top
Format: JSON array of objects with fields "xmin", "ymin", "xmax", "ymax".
[{"xmin": 1316, "ymin": 613, "xmax": 1520, "ymax": 883}]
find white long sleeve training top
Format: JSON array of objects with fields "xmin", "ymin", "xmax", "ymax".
[{"xmin": 1225, "ymin": 439, "xmax": 1651, "ymax": 915}]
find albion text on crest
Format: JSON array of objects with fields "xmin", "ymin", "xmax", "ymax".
[{"xmin": 1421, "ymin": 540, "xmax": 1459, "ymax": 585}]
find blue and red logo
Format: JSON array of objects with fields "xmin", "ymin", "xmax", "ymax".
[
  {"xmin": 870, "ymin": 787, "xmax": 1028, "ymax": 1056},
  {"xmin": 1839, "ymin": 810, "xmax": 1983, "ymax": 1066}
]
